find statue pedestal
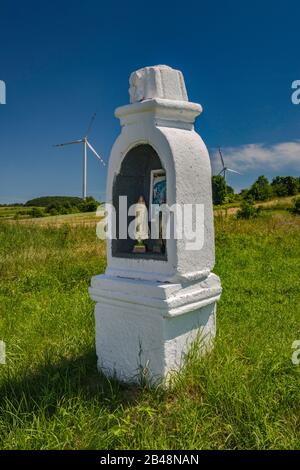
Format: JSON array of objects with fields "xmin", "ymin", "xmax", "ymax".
[
  {"xmin": 133, "ymin": 244, "xmax": 146, "ymax": 254},
  {"xmin": 89, "ymin": 273, "xmax": 221, "ymax": 384}
]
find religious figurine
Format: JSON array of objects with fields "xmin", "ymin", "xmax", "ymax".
[{"xmin": 133, "ymin": 195, "xmax": 149, "ymax": 253}]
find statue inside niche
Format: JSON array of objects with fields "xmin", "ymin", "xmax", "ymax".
[{"xmin": 133, "ymin": 195, "xmax": 149, "ymax": 253}]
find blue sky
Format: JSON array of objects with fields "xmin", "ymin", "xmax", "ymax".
[{"xmin": 0, "ymin": 0, "xmax": 299, "ymax": 203}]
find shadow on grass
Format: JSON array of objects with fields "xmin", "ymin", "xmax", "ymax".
[{"xmin": 0, "ymin": 350, "xmax": 151, "ymax": 418}]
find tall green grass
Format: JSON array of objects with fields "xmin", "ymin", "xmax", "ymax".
[
  {"xmin": 0, "ymin": 206, "xmax": 36, "ymax": 219},
  {"xmin": 0, "ymin": 213, "xmax": 300, "ymax": 449}
]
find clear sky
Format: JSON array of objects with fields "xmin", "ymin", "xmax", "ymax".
[{"xmin": 0, "ymin": 0, "xmax": 299, "ymax": 203}]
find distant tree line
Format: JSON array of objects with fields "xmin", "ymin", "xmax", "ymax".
[
  {"xmin": 13, "ymin": 196, "xmax": 100, "ymax": 219},
  {"xmin": 2, "ymin": 175, "xmax": 300, "ymax": 219},
  {"xmin": 212, "ymin": 175, "xmax": 300, "ymax": 206},
  {"xmin": 25, "ymin": 196, "xmax": 83, "ymax": 207}
]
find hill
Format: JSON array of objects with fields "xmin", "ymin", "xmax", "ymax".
[{"xmin": 25, "ymin": 196, "xmax": 83, "ymax": 207}]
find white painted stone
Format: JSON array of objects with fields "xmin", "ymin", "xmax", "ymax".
[
  {"xmin": 90, "ymin": 273, "xmax": 219, "ymax": 384},
  {"xmin": 90, "ymin": 65, "xmax": 222, "ymax": 385},
  {"xmin": 129, "ymin": 65, "xmax": 188, "ymax": 103},
  {"xmin": 107, "ymin": 97, "xmax": 211, "ymax": 284}
]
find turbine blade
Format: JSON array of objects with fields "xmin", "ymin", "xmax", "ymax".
[
  {"xmin": 227, "ymin": 168, "xmax": 241, "ymax": 175},
  {"xmin": 86, "ymin": 140, "xmax": 106, "ymax": 166},
  {"xmin": 53, "ymin": 139, "xmax": 83, "ymax": 147},
  {"xmin": 85, "ymin": 113, "xmax": 97, "ymax": 138},
  {"xmin": 218, "ymin": 148, "xmax": 225, "ymax": 167}
]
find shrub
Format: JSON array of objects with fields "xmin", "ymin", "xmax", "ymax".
[
  {"xmin": 236, "ymin": 198, "xmax": 261, "ymax": 219},
  {"xmin": 79, "ymin": 197, "xmax": 99, "ymax": 212},
  {"xmin": 291, "ymin": 197, "xmax": 300, "ymax": 215},
  {"xmin": 45, "ymin": 203, "xmax": 61, "ymax": 216},
  {"xmin": 45, "ymin": 203, "xmax": 75, "ymax": 216},
  {"xmin": 44, "ymin": 197, "xmax": 100, "ymax": 216},
  {"xmin": 30, "ymin": 207, "xmax": 45, "ymax": 218},
  {"xmin": 47, "ymin": 207, "xmax": 59, "ymax": 216}
]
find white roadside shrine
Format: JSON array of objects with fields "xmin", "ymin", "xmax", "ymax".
[{"xmin": 89, "ymin": 65, "xmax": 222, "ymax": 384}]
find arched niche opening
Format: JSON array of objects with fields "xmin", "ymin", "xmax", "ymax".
[{"xmin": 112, "ymin": 144, "xmax": 167, "ymax": 260}]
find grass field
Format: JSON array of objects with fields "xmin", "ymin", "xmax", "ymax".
[
  {"xmin": 0, "ymin": 206, "xmax": 101, "ymax": 227},
  {"xmin": 0, "ymin": 210, "xmax": 300, "ymax": 449},
  {"xmin": 214, "ymin": 195, "xmax": 296, "ymax": 215},
  {"xmin": 13, "ymin": 211, "xmax": 99, "ymax": 227},
  {"xmin": 0, "ymin": 206, "xmax": 35, "ymax": 219}
]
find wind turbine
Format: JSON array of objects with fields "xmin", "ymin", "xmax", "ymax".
[
  {"xmin": 54, "ymin": 113, "xmax": 105, "ymax": 200},
  {"xmin": 218, "ymin": 148, "xmax": 241, "ymax": 182}
]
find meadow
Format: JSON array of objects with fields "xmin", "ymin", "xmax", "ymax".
[
  {"xmin": 0, "ymin": 205, "xmax": 35, "ymax": 219},
  {"xmin": 0, "ymin": 209, "xmax": 300, "ymax": 449}
]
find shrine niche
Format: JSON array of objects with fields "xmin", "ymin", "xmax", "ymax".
[{"xmin": 112, "ymin": 143, "xmax": 167, "ymax": 260}]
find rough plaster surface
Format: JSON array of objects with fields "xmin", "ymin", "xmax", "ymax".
[
  {"xmin": 91, "ymin": 275, "xmax": 219, "ymax": 384},
  {"xmin": 129, "ymin": 65, "xmax": 188, "ymax": 103},
  {"xmin": 90, "ymin": 65, "xmax": 222, "ymax": 384},
  {"xmin": 106, "ymin": 97, "xmax": 213, "ymax": 284}
]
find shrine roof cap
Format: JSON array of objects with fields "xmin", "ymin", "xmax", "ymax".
[{"xmin": 129, "ymin": 65, "xmax": 189, "ymax": 104}]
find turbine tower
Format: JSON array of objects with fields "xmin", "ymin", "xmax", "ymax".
[
  {"xmin": 54, "ymin": 113, "xmax": 105, "ymax": 200},
  {"xmin": 218, "ymin": 148, "xmax": 241, "ymax": 183}
]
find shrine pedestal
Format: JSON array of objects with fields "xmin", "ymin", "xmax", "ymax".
[{"xmin": 90, "ymin": 273, "xmax": 221, "ymax": 384}]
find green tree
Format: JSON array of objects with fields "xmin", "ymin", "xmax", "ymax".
[
  {"xmin": 212, "ymin": 175, "xmax": 227, "ymax": 205},
  {"xmin": 79, "ymin": 197, "xmax": 99, "ymax": 213},
  {"xmin": 247, "ymin": 175, "xmax": 271, "ymax": 201},
  {"xmin": 284, "ymin": 176, "xmax": 298, "ymax": 196},
  {"xmin": 271, "ymin": 176, "xmax": 288, "ymax": 197},
  {"xmin": 271, "ymin": 176, "xmax": 298, "ymax": 197}
]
